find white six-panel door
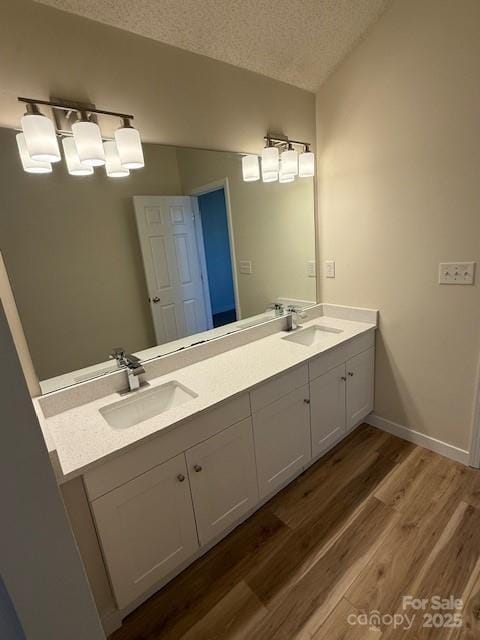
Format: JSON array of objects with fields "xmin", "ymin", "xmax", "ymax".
[
  {"xmin": 133, "ymin": 196, "xmax": 209, "ymax": 344},
  {"xmin": 91, "ymin": 453, "xmax": 199, "ymax": 609},
  {"xmin": 186, "ymin": 418, "xmax": 258, "ymax": 546},
  {"xmin": 310, "ymin": 363, "xmax": 347, "ymax": 458}
]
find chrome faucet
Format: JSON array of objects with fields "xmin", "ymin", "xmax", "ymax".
[
  {"xmin": 285, "ymin": 305, "xmax": 307, "ymax": 331},
  {"xmin": 110, "ymin": 347, "xmax": 146, "ymax": 391},
  {"xmin": 267, "ymin": 302, "xmax": 285, "ymax": 317}
]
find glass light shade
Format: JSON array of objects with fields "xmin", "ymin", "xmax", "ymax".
[
  {"xmin": 242, "ymin": 154, "xmax": 260, "ymax": 182},
  {"xmin": 104, "ymin": 140, "xmax": 130, "ymax": 177},
  {"xmin": 72, "ymin": 120, "xmax": 105, "ymax": 167},
  {"xmin": 21, "ymin": 113, "xmax": 60, "ymax": 163},
  {"xmin": 279, "ymin": 170, "xmax": 295, "ymax": 184},
  {"xmin": 16, "ymin": 133, "xmax": 52, "ymax": 174},
  {"xmin": 280, "ymin": 148, "xmax": 298, "ymax": 176},
  {"xmin": 261, "ymin": 146, "xmax": 279, "ymax": 174},
  {"xmin": 62, "ymin": 137, "xmax": 93, "ymax": 176},
  {"xmin": 262, "ymin": 171, "xmax": 278, "ymax": 183},
  {"xmin": 299, "ymin": 151, "xmax": 315, "ymax": 177},
  {"xmin": 114, "ymin": 126, "xmax": 144, "ymax": 169}
]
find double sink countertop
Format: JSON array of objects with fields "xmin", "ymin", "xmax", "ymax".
[{"xmin": 33, "ymin": 305, "xmax": 377, "ymax": 482}]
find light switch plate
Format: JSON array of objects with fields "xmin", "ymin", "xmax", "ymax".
[
  {"xmin": 438, "ymin": 262, "xmax": 476, "ymax": 285},
  {"xmin": 239, "ymin": 260, "xmax": 252, "ymax": 275},
  {"xmin": 307, "ymin": 260, "xmax": 316, "ymax": 278},
  {"xmin": 325, "ymin": 260, "xmax": 336, "ymax": 278}
]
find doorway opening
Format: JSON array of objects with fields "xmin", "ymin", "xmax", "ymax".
[
  {"xmin": 192, "ymin": 180, "xmax": 240, "ymax": 329},
  {"xmin": 197, "ymin": 188, "xmax": 236, "ymax": 327}
]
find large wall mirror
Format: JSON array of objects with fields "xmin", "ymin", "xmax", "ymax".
[{"xmin": 0, "ymin": 127, "xmax": 317, "ymax": 393}]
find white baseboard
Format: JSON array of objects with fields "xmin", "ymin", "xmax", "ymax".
[{"xmin": 365, "ymin": 414, "xmax": 470, "ymax": 466}]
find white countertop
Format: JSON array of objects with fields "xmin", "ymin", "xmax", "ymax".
[{"xmin": 35, "ymin": 313, "xmax": 376, "ymax": 481}]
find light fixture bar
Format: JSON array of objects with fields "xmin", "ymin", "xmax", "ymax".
[
  {"xmin": 264, "ymin": 135, "xmax": 311, "ymax": 149},
  {"xmin": 17, "ymin": 97, "xmax": 134, "ymax": 122}
]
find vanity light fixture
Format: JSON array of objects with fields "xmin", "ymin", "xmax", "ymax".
[
  {"xmin": 72, "ymin": 114, "xmax": 105, "ymax": 167},
  {"xmin": 261, "ymin": 140, "xmax": 279, "ymax": 182},
  {"xmin": 279, "ymin": 166, "xmax": 295, "ymax": 183},
  {"xmin": 21, "ymin": 103, "xmax": 61, "ymax": 163},
  {"xmin": 16, "ymin": 97, "xmax": 145, "ymax": 178},
  {"xmin": 62, "ymin": 137, "xmax": 94, "ymax": 176},
  {"xmin": 242, "ymin": 154, "xmax": 260, "ymax": 182},
  {"xmin": 115, "ymin": 119, "xmax": 144, "ymax": 169},
  {"xmin": 16, "ymin": 133, "xmax": 52, "ymax": 173},
  {"xmin": 298, "ymin": 144, "xmax": 315, "ymax": 178},
  {"xmin": 104, "ymin": 140, "xmax": 130, "ymax": 177},
  {"xmin": 281, "ymin": 143, "xmax": 298, "ymax": 178},
  {"xmin": 262, "ymin": 171, "xmax": 278, "ymax": 183},
  {"xmin": 243, "ymin": 135, "xmax": 315, "ymax": 184}
]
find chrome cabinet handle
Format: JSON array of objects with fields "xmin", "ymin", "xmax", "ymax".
[
  {"xmin": 348, "ymin": 371, "xmax": 354, "ymax": 377},
  {"xmin": 303, "ymin": 398, "xmax": 310, "ymax": 404},
  {"xmin": 341, "ymin": 376, "xmax": 347, "ymax": 381},
  {"xmin": 177, "ymin": 474, "xmax": 185, "ymax": 482},
  {"xmin": 151, "ymin": 296, "xmax": 161, "ymax": 303},
  {"xmin": 194, "ymin": 464, "xmax": 202, "ymax": 473}
]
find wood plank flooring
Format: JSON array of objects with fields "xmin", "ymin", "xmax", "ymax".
[{"xmin": 111, "ymin": 425, "xmax": 480, "ymax": 639}]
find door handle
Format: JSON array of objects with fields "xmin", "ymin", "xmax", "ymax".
[
  {"xmin": 341, "ymin": 376, "xmax": 347, "ymax": 381},
  {"xmin": 303, "ymin": 398, "xmax": 310, "ymax": 404},
  {"xmin": 177, "ymin": 474, "xmax": 185, "ymax": 482},
  {"xmin": 151, "ymin": 296, "xmax": 161, "ymax": 303},
  {"xmin": 194, "ymin": 464, "xmax": 202, "ymax": 473},
  {"xmin": 348, "ymin": 372, "xmax": 354, "ymax": 377}
]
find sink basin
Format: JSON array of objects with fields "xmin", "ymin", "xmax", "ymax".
[
  {"xmin": 99, "ymin": 381, "xmax": 198, "ymax": 429},
  {"xmin": 282, "ymin": 324, "xmax": 343, "ymax": 347}
]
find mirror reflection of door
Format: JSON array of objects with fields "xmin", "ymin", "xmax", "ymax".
[
  {"xmin": 134, "ymin": 190, "xmax": 238, "ymax": 346},
  {"xmin": 196, "ymin": 188, "xmax": 237, "ymax": 328},
  {"xmin": 133, "ymin": 196, "xmax": 209, "ymax": 344}
]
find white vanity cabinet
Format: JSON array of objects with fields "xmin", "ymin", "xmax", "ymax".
[
  {"xmin": 251, "ymin": 366, "xmax": 311, "ymax": 499},
  {"xmin": 82, "ymin": 329, "xmax": 375, "ymax": 613},
  {"xmin": 346, "ymin": 348, "xmax": 375, "ymax": 431},
  {"xmin": 186, "ymin": 418, "xmax": 258, "ymax": 546},
  {"xmin": 90, "ymin": 453, "xmax": 199, "ymax": 609},
  {"xmin": 310, "ymin": 363, "xmax": 347, "ymax": 458},
  {"xmin": 309, "ymin": 338, "xmax": 375, "ymax": 458}
]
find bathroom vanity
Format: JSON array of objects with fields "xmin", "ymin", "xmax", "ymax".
[
  {"xmin": 33, "ymin": 304, "xmax": 376, "ymax": 621},
  {"xmin": 1, "ymin": 123, "xmax": 376, "ymax": 631}
]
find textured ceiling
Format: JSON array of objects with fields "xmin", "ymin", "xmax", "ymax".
[{"xmin": 34, "ymin": 0, "xmax": 389, "ymax": 91}]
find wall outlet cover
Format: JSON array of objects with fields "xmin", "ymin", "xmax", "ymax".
[
  {"xmin": 438, "ymin": 262, "xmax": 476, "ymax": 285},
  {"xmin": 307, "ymin": 260, "xmax": 316, "ymax": 278},
  {"xmin": 239, "ymin": 260, "xmax": 253, "ymax": 275},
  {"xmin": 325, "ymin": 260, "xmax": 336, "ymax": 278}
]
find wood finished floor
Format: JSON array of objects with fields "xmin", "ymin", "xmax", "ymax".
[{"xmin": 111, "ymin": 425, "xmax": 480, "ymax": 639}]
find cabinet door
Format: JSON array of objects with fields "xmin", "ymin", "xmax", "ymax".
[
  {"xmin": 310, "ymin": 363, "xmax": 346, "ymax": 458},
  {"xmin": 346, "ymin": 347, "xmax": 375, "ymax": 431},
  {"xmin": 253, "ymin": 385, "xmax": 311, "ymax": 499},
  {"xmin": 91, "ymin": 453, "xmax": 198, "ymax": 609},
  {"xmin": 186, "ymin": 418, "xmax": 258, "ymax": 546}
]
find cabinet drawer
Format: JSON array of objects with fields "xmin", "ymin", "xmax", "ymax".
[
  {"xmin": 309, "ymin": 330, "xmax": 375, "ymax": 381},
  {"xmin": 345, "ymin": 330, "xmax": 375, "ymax": 360},
  {"xmin": 84, "ymin": 394, "xmax": 250, "ymax": 500},
  {"xmin": 250, "ymin": 364, "xmax": 308, "ymax": 413}
]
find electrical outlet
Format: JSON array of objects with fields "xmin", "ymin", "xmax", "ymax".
[
  {"xmin": 307, "ymin": 260, "xmax": 316, "ymax": 278},
  {"xmin": 438, "ymin": 262, "xmax": 475, "ymax": 285},
  {"xmin": 239, "ymin": 260, "xmax": 252, "ymax": 275},
  {"xmin": 325, "ymin": 260, "xmax": 336, "ymax": 279}
]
